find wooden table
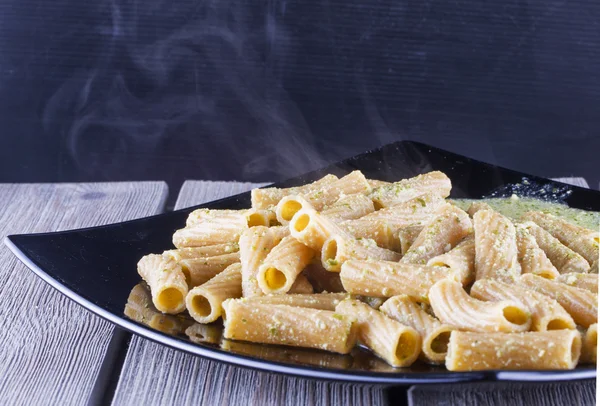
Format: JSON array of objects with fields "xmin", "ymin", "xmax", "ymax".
[{"xmin": 0, "ymin": 179, "xmax": 596, "ymax": 406}]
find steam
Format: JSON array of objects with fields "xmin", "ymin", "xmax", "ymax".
[{"xmin": 42, "ymin": 0, "xmax": 338, "ymax": 181}]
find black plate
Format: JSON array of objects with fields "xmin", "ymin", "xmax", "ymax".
[{"xmin": 5, "ymin": 141, "xmax": 598, "ymax": 384}]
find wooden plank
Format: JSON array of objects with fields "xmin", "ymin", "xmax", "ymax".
[
  {"xmin": 0, "ymin": 182, "xmax": 168, "ymax": 406},
  {"xmin": 113, "ymin": 180, "xmax": 386, "ymax": 406}
]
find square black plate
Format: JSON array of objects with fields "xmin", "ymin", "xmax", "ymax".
[{"xmin": 5, "ymin": 141, "xmax": 598, "ymax": 384}]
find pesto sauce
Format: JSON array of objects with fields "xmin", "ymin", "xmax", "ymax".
[{"xmin": 452, "ymin": 197, "xmax": 600, "ymax": 231}]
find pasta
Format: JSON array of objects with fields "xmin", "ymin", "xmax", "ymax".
[
  {"xmin": 341, "ymin": 219, "xmax": 396, "ymax": 250},
  {"xmin": 289, "ymin": 206, "xmax": 350, "ymax": 251},
  {"xmin": 470, "ymin": 279, "xmax": 575, "ymax": 331},
  {"xmin": 473, "ymin": 209, "xmax": 520, "ymax": 282},
  {"xmin": 336, "ymin": 299, "xmax": 421, "ymax": 367},
  {"xmin": 429, "ymin": 279, "xmax": 532, "ymax": 333},
  {"xmin": 580, "ymin": 323, "xmax": 597, "ymax": 364},
  {"xmin": 446, "ymin": 330, "xmax": 581, "ymax": 371},
  {"xmin": 522, "ymin": 211, "xmax": 598, "ymax": 266},
  {"xmin": 556, "ymin": 273, "xmax": 598, "ymax": 293},
  {"xmin": 251, "ymin": 174, "xmax": 338, "ymax": 210},
  {"xmin": 178, "ymin": 252, "xmax": 240, "ymax": 287},
  {"xmin": 130, "ymin": 169, "xmax": 599, "ymax": 371},
  {"xmin": 186, "ymin": 263, "xmax": 242, "ymax": 323},
  {"xmin": 520, "ymin": 274, "xmax": 598, "ymax": 328},
  {"xmin": 222, "ymin": 300, "xmax": 358, "ymax": 354},
  {"xmin": 340, "ymin": 259, "xmax": 451, "ymax": 302},
  {"xmin": 380, "ymin": 295, "xmax": 454, "ymax": 364},
  {"xmin": 400, "ymin": 204, "xmax": 472, "ymax": 265},
  {"xmin": 360, "ymin": 193, "xmax": 447, "ymax": 235},
  {"xmin": 369, "ymin": 171, "xmax": 451, "ymax": 209},
  {"xmin": 240, "ymin": 292, "xmax": 348, "ymax": 310},
  {"xmin": 515, "ymin": 224, "xmax": 560, "ymax": 279},
  {"xmin": 257, "ymin": 236, "xmax": 315, "ymax": 294},
  {"xmin": 397, "ymin": 225, "xmax": 424, "ymax": 255},
  {"xmin": 239, "ymin": 226, "xmax": 275, "ymax": 298},
  {"xmin": 137, "ymin": 254, "xmax": 188, "ymax": 314},
  {"xmin": 523, "ymin": 221, "xmax": 590, "ymax": 274},
  {"xmin": 321, "ymin": 235, "xmax": 401, "ymax": 272},
  {"xmin": 426, "ymin": 235, "xmax": 475, "ymax": 286},
  {"xmin": 322, "ymin": 194, "xmax": 376, "ymax": 221}
]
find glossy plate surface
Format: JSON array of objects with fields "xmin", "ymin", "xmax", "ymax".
[{"xmin": 5, "ymin": 141, "xmax": 598, "ymax": 384}]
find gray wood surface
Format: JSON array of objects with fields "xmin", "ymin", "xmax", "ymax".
[
  {"xmin": 0, "ymin": 182, "xmax": 168, "ymax": 406},
  {"xmin": 113, "ymin": 180, "xmax": 387, "ymax": 406}
]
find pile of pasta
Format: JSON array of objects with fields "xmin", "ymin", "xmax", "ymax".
[{"xmin": 135, "ymin": 171, "xmax": 599, "ymax": 371}]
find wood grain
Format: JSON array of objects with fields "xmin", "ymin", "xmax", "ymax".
[
  {"xmin": 113, "ymin": 180, "xmax": 387, "ymax": 406},
  {"xmin": 0, "ymin": 182, "xmax": 168, "ymax": 406}
]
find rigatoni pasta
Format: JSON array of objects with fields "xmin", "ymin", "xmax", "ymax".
[
  {"xmin": 129, "ymin": 168, "xmax": 599, "ymax": 371},
  {"xmin": 380, "ymin": 295, "xmax": 454, "ymax": 364},
  {"xmin": 400, "ymin": 204, "xmax": 472, "ymax": 265},
  {"xmin": 336, "ymin": 299, "xmax": 422, "ymax": 367},
  {"xmin": 222, "ymin": 300, "xmax": 358, "ymax": 354},
  {"xmin": 429, "ymin": 279, "xmax": 531, "ymax": 333},
  {"xmin": 446, "ymin": 330, "xmax": 581, "ymax": 371},
  {"xmin": 520, "ymin": 274, "xmax": 598, "ymax": 327},
  {"xmin": 470, "ymin": 279, "xmax": 575, "ymax": 331},
  {"xmin": 137, "ymin": 254, "xmax": 188, "ymax": 314},
  {"xmin": 473, "ymin": 209, "xmax": 520, "ymax": 282}
]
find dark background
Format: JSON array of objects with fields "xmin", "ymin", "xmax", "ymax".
[{"xmin": 1, "ymin": 0, "xmax": 598, "ymax": 191}]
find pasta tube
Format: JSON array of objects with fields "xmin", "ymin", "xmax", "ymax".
[
  {"xmin": 288, "ymin": 274, "xmax": 314, "ymax": 294},
  {"xmin": 124, "ymin": 283, "xmax": 193, "ymax": 334},
  {"xmin": 466, "ymin": 201, "xmax": 493, "ymax": 217},
  {"xmin": 137, "ymin": 254, "xmax": 188, "ymax": 314},
  {"xmin": 515, "ymin": 224, "xmax": 560, "ymax": 279},
  {"xmin": 446, "ymin": 330, "xmax": 581, "ymax": 371},
  {"xmin": 239, "ymin": 226, "xmax": 275, "ymax": 298},
  {"xmin": 398, "ymin": 225, "xmax": 424, "ymax": 255},
  {"xmin": 336, "ymin": 300, "xmax": 421, "ymax": 367},
  {"xmin": 427, "ymin": 235, "xmax": 475, "ymax": 286},
  {"xmin": 556, "ymin": 273, "xmax": 598, "ymax": 293},
  {"xmin": 401, "ymin": 204, "xmax": 472, "ymax": 265},
  {"xmin": 303, "ymin": 263, "xmax": 345, "ymax": 293},
  {"xmin": 429, "ymin": 279, "xmax": 531, "ymax": 333},
  {"xmin": 186, "ymin": 263, "xmax": 242, "ymax": 323},
  {"xmin": 186, "ymin": 209, "xmax": 248, "ymax": 228},
  {"xmin": 179, "ymin": 252, "xmax": 240, "ymax": 287},
  {"xmin": 340, "ymin": 260, "xmax": 451, "ymax": 302},
  {"xmin": 163, "ymin": 243, "xmax": 239, "ymax": 262},
  {"xmin": 239, "ymin": 292, "xmax": 348, "ymax": 310},
  {"xmin": 341, "ymin": 219, "xmax": 396, "ymax": 250},
  {"xmin": 301, "ymin": 170, "xmax": 371, "ymax": 210},
  {"xmin": 246, "ymin": 208, "xmax": 277, "ymax": 227},
  {"xmin": 251, "ymin": 174, "xmax": 338, "ymax": 210},
  {"xmin": 173, "ymin": 223, "xmax": 245, "ymax": 248},
  {"xmin": 380, "ymin": 295, "xmax": 454, "ymax": 364},
  {"xmin": 222, "ymin": 300, "xmax": 358, "ymax": 354},
  {"xmin": 275, "ymin": 195, "xmax": 312, "ymax": 225},
  {"xmin": 257, "ymin": 236, "xmax": 315, "ymax": 294},
  {"xmin": 470, "ymin": 279, "xmax": 576, "ymax": 331},
  {"xmin": 321, "ymin": 235, "xmax": 401, "ymax": 272},
  {"xmin": 523, "ymin": 211, "xmax": 599, "ymax": 266},
  {"xmin": 473, "ymin": 210, "xmax": 520, "ymax": 282},
  {"xmin": 523, "ymin": 222, "xmax": 590, "ymax": 274},
  {"xmin": 289, "ymin": 207, "xmax": 350, "ymax": 251},
  {"xmin": 322, "ymin": 193, "xmax": 375, "ymax": 221},
  {"xmin": 520, "ymin": 274, "xmax": 598, "ymax": 327},
  {"xmin": 360, "ymin": 193, "xmax": 447, "ymax": 234},
  {"xmin": 580, "ymin": 323, "xmax": 597, "ymax": 364},
  {"xmin": 367, "ymin": 179, "xmax": 392, "ymax": 188},
  {"xmin": 369, "ymin": 171, "xmax": 452, "ymax": 209}
]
